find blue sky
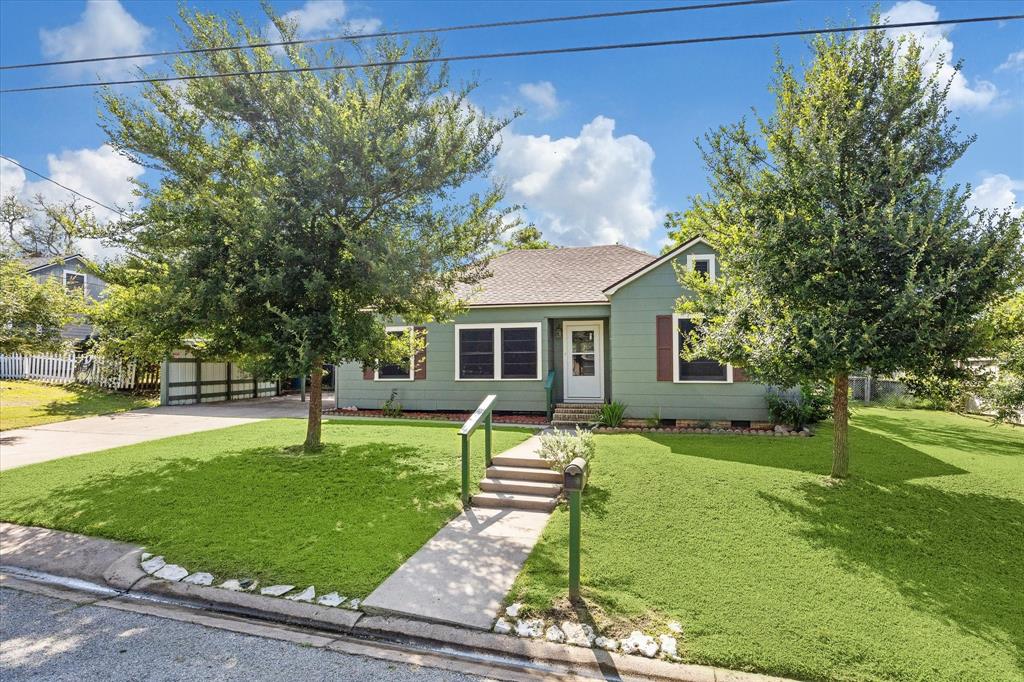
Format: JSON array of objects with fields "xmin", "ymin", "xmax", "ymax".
[{"xmin": 1, "ymin": 0, "xmax": 1022, "ymax": 257}]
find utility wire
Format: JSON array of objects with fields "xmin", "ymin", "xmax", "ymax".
[
  {"xmin": 2, "ymin": 14, "xmax": 1020, "ymax": 95},
  {"xmin": 0, "ymin": 0, "xmax": 787, "ymax": 71},
  {"xmin": 0, "ymin": 154, "xmax": 129, "ymax": 217}
]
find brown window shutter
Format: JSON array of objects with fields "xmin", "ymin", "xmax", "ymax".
[
  {"xmin": 363, "ymin": 365, "xmax": 374, "ymax": 380},
  {"xmin": 413, "ymin": 326, "xmax": 427, "ymax": 380},
  {"xmin": 733, "ymin": 366, "xmax": 749, "ymax": 382},
  {"xmin": 656, "ymin": 315, "xmax": 674, "ymax": 381}
]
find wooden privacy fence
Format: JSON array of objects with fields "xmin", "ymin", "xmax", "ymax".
[
  {"xmin": 0, "ymin": 353, "xmax": 159, "ymax": 391},
  {"xmin": 163, "ymin": 354, "xmax": 278, "ymax": 406}
]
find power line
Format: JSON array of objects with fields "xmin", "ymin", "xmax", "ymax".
[
  {"xmin": 0, "ymin": 154, "xmax": 129, "ymax": 217},
  {"xmin": 2, "ymin": 14, "xmax": 1020, "ymax": 95},
  {"xmin": 0, "ymin": 0, "xmax": 787, "ymax": 71}
]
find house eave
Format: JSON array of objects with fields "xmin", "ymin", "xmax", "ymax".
[{"xmin": 602, "ymin": 237, "xmax": 713, "ymax": 296}]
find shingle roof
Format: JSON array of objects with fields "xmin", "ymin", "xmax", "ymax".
[
  {"xmin": 457, "ymin": 245, "xmax": 655, "ymax": 306},
  {"xmin": 20, "ymin": 253, "xmax": 85, "ymax": 272}
]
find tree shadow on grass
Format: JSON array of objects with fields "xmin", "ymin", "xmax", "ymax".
[
  {"xmin": 761, "ymin": 478, "xmax": 1024, "ymax": 669},
  {"xmin": 1, "ymin": 442, "xmax": 458, "ymax": 594},
  {"xmin": 36, "ymin": 384, "xmax": 154, "ymax": 420},
  {"xmin": 853, "ymin": 411, "xmax": 1023, "ymax": 458},
  {"xmin": 641, "ymin": 425, "xmax": 966, "ymax": 483}
]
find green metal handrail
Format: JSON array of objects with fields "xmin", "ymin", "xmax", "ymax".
[
  {"xmin": 458, "ymin": 394, "xmax": 496, "ymax": 506},
  {"xmin": 544, "ymin": 369, "xmax": 556, "ymax": 420}
]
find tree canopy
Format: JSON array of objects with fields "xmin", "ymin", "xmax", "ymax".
[
  {"xmin": 677, "ymin": 25, "xmax": 1023, "ymax": 477},
  {"xmin": 0, "ymin": 257, "xmax": 84, "ymax": 355},
  {"xmin": 501, "ymin": 225, "xmax": 553, "ymax": 250},
  {"xmin": 99, "ymin": 6, "xmax": 515, "ymax": 447}
]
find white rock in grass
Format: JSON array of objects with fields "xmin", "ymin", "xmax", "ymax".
[
  {"xmin": 659, "ymin": 634, "xmax": 678, "ymax": 658},
  {"xmin": 621, "ymin": 631, "xmax": 658, "ymax": 658},
  {"xmin": 515, "ymin": 619, "xmax": 544, "ymax": 638},
  {"xmin": 545, "ymin": 625, "xmax": 565, "ymax": 643},
  {"xmin": 667, "ymin": 621, "xmax": 683, "ymax": 634},
  {"xmin": 286, "ymin": 586, "xmax": 315, "ymax": 602},
  {"xmin": 347, "ymin": 598, "xmax": 361, "ymax": 610},
  {"xmin": 141, "ymin": 556, "xmax": 165, "ymax": 574},
  {"xmin": 493, "ymin": 618, "xmax": 512, "ymax": 635},
  {"xmin": 316, "ymin": 592, "xmax": 345, "ymax": 607},
  {"xmin": 219, "ymin": 579, "xmax": 258, "ymax": 592},
  {"xmin": 154, "ymin": 564, "xmax": 188, "ymax": 581},
  {"xmin": 260, "ymin": 584, "xmax": 295, "ymax": 597},
  {"xmin": 182, "ymin": 572, "xmax": 214, "ymax": 586},
  {"xmin": 505, "ymin": 602, "xmax": 523, "ymax": 618},
  {"xmin": 141, "ymin": 552, "xmax": 153, "ymax": 561},
  {"xmin": 561, "ymin": 621, "xmax": 595, "ymax": 647},
  {"xmin": 594, "ymin": 636, "xmax": 618, "ymax": 651}
]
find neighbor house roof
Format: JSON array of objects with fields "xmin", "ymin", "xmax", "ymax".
[
  {"xmin": 458, "ymin": 245, "xmax": 656, "ymax": 307},
  {"xmin": 21, "ymin": 253, "xmax": 86, "ymax": 273}
]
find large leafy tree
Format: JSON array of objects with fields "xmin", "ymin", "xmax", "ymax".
[
  {"xmin": 99, "ymin": 7, "xmax": 515, "ymax": 448},
  {"xmin": 1, "ymin": 194, "xmax": 99, "ymax": 257},
  {"xmin": 0, "ymin": 257, "xmax": 84, "ymax": 355},
  {"xmin": 678, "ymin": 26, "xmax": 1023, "ymax": 477}
]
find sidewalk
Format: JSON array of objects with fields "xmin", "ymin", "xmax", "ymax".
[{"xmin": 361, "ymin": 507, "xmax": 550, "ymax": 629}]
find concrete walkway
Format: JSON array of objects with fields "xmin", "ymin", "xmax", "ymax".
[
  {"xmin": 362, "ymin": 436, "xmax": 553, "ymax": 630},
  {"xmin": 0, "ymin": 395, "xmax": 331, "ymax": 471}
]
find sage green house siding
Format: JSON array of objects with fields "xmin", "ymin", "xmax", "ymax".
[
  {"xmin": 607, "ymin": 241, "xmax": 771, "ymax": 422},
  {"xmin": 335, "ymin": 240, "xmax": 769, "ymax": 421},
  {"xmin": 335, "ymin": 304, "xmax": 610, "ymax": 413}
]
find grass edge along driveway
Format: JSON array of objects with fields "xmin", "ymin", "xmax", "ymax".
[
  {"xmin": 510, "ymin": 408, "xmax": 1023, "ymax": 682},
  {"xmin": 0, "ymin": 418, "xmax": 532, "ymax": 599},
  {"xmin": 1, "ymin": 380, "xmax": 157, "ymax": 431}
]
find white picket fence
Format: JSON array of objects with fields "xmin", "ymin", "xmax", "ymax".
[{"xmin": 0, "ymin": 353, "xmax": 143, "ymax": 390}]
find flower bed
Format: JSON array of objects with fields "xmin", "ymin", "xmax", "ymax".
[
  {"xmin": 594, "ymin": 425, "xmax": 812, "ymax": 436},
  {"xmin": 329, "ymin": 407, "xmax": 549, "ymax": 426}
]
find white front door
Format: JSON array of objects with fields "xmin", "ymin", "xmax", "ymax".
[{"xmin": 563, "ymin": 321, "xmax": 604, "ymax": 403}]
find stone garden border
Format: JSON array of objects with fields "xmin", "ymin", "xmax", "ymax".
[{"xmin": 594, "ymin": 425, "xmax": 813, "ymax": 437}]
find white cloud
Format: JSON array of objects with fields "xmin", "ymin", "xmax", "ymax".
[
  {"xmin": 39, "ymin": 0, "xmax": 153, "ymax": 78},
  {"xmin": 2, "ymin": 145, "xmax": 143, "ymax": 260},
  {"xmin": 267, "ymin": 0, "xmax": 381, "ymax": 47},
  {"xmin": 882, "ymin": 1, "xmax": 998, "ymax": 110},
  {"xmin": 996, "ymin": 50, "xmax": 1024, "ymax": 73},
  {"xmin": 971, "ymin": 174, "xmax": 1023, "ymax": 217},
  {"xmin": 493, "ymin": 116, "xmax": 663, "ymax": 247},
  {"xmin": 518, "ymin": 81, "xmax": 562, "ymax": 120}
]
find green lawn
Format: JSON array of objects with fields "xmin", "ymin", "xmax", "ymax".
[
  {"xmin": 0, "ymin": 418, "xmax": 532, "ymax": 597},
  {"xmin": 511, "ymin": 408, "xmax": 1023, "ymax": 682},
  {"xmin": 0, "ymin": 380, "xmax": 157, "ymax": 431}
]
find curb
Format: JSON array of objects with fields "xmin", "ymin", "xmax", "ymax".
[{"xmin": 0, "ymin": 523, "xmax": 797, "ymax": 682}]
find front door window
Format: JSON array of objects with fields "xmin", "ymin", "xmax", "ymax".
[{"xmin": 571, "ymin": 330, "xmax": 596, "ymax": 376}]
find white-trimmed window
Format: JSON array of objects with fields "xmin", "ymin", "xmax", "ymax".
[
  {"xmin": 685, "ymin": 254, "xmax": 716, "ymax": 282},
  {"xmin": 455, "ymin": 323, "xmax": 541, "ymax": 381},
  {"xmin": 64, "ymin": 270, "xmax": 86, "ymax": 294},
  {"xmin": 672, "ymin": 313, "xmax": 732, "ymax": 383},
  {"xmin": 376, "ymin": 326, "xmax": 414, "ymax": 381}
]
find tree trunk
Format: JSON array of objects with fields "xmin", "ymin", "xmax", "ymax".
[
  {"xmin": 304, "ymin": 358, "xmax": 323, "ymax": 450},
  {"xmin": 830, "ymin": 372, "xmax": 850, "ymax": 478}
]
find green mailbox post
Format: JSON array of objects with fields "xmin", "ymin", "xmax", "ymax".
[{"xmin": 563, "ymin": 456, "xmax": 589, "ymax": 602}]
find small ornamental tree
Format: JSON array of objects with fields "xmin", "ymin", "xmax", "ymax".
[
  {"xmin": 0, "ymin": 257, "xmax": 84, "ymax": 355},
  {"xmin": 677, "ymin": 25, "xmax": 1023, "ymax": 477},
  {"xmin": 99, "ymin": 7, "xmax": 516, "ymax": 448}
]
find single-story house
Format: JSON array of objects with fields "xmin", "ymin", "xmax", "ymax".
[
  {"xmin": 334, "ymin": 237, "xmax": 771, "ymax": 425},
  {"xmin": 23, "ymin": 253, "xmax": 106, "ymax": 340}
]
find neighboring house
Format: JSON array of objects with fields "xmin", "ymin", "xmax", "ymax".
[
  {"xmin": 23, "ymin": 253, "xmax": 106, "ymax": 341},
  {"xmin": 335, "ymin": 237, "xmax": 772, "ymax": 424}
]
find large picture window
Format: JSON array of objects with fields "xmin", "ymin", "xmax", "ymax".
[
  {"xmin": 674, "ymin": 315, "xmax": 731, "ymax": 382},
  {"xmin": 456, "ymin": 323, "xmax": 541, "ymax": 381},
  {"xmin": 376, "ymin": 327, "xmax": 414, "ymax": 380}
]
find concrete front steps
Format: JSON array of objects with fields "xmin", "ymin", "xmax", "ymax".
[
  {"xmin": 471, "ymin": 438, "xmax": 562, "ymax": 512},
  {"xmin": 551, "ymin": 402, "xmax": 602, "ymax": 430}
]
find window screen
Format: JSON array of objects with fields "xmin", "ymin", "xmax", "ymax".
[
  {"xmin": 677, "ymin": 318, "xmax": 727, "ymax": 381},
  {"xmin": 459, "ymin": 328, "xmax": 495, "ymax": 379},
  {"xmin": 378, "ymin": 330, "xmax": 411, "ymax": 378},
  {"xmin": 501, "ymin": 327, "xmax": 538, "ymax": 379}
]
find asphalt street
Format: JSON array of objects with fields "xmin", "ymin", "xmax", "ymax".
[{"xmin": 0, "ymin": 587, "xmax": 488, "ymax": 681}]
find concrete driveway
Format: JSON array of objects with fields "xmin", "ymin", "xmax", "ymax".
[{"xmin": 0, "ymin": 395, "xmax": 332, "ymax": 471}]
